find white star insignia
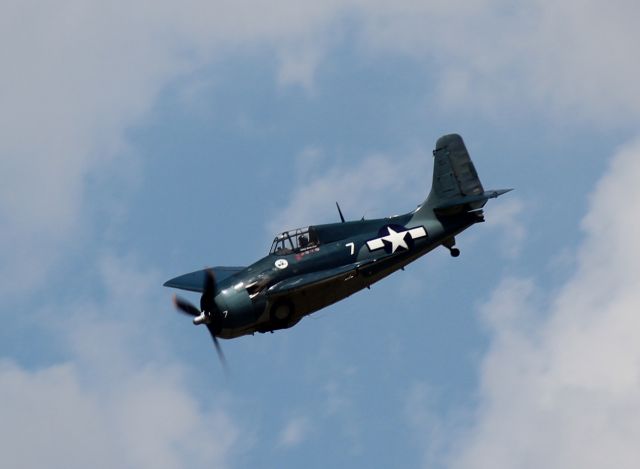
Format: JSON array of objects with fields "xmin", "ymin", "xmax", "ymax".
[
  {"xmin": 382, "ymin": 227, "xmax": 409, "ymax": 253},
  {"xmin": 366, "ymin": 226, "xmax": 427, "ymax": 253}
]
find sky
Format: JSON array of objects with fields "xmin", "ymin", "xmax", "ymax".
[{"xmin": 2, "ymin": 1, "xmax": 640, "ymax": 467}]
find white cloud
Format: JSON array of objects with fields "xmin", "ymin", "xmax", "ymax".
[
  {"xmin": 278, "ymin": 416, "xmax": 311, "ymax": 448},
  {"xmin": 483, "ymin": 197, "xmax": 526, "ymax": 258},
  {"xmin": 277, "ymin": 41, "xmax": 326, "ymax": 93},
  {"xmin": 446, "ymin": 139, "xmax": 640, "ymax": 469},
  {"xmin": 405, "ymin": 382, "xmax": 457, "ymax": 468},
  {"xmin": 0, "ymin": 255, "xmax": 239, "ymax": 468},
  {"xmin": 0, "ymin": 0, "xmax": 351, "ymax": 296},
  {"xmin": 354, "ymin": 0, "xmax": 640, "ymax": 122},
  {"xmin": 6, "ymin": 2, "xmax": 640, "ymax": 466},
  {"xmin": 0, "ymin": 361, "xmax": 237, "ymax": 469},
  {"xmin": 4, "ymin": 0, "xmax": 640, "ymax": 296},
  {"xmin": 267, "ymin": 148, "xmax": 429, "ymax": 234}
]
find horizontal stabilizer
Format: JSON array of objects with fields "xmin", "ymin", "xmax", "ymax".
[
  {"xmin": 163, "ymin": 266, "xmax": 245, "ymax": 293},
  {"xmin": 434, "ymin": 188, "xmax": 513, "ymax": 211}
]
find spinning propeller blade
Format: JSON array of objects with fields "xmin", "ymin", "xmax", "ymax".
[
  {"xmin": 207, "ymin": 325, "xmax": 229, "ymax": 375},
  {"xmin": 173, "ymin": 294, "xmax": 200, "ymax": 317},
  {"xmin": 170, "ymin": 268, "xmax": 229, "ymax": 371},
  {"xmin": 200, "ymin": 268, "xmax": 216, "ymax": 312}
]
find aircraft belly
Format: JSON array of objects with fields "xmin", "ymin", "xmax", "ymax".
[
  {"xmin": 220, "ymin": 214, "xmax": 479, "ymax": 338},
  {"xmin": 293, "ymin": 231, "xmax": 466, "ymax": 319},
  {"xmin": 290, "ymin": 250, "xmax": 429, "ymax": 318},
  {"xmin": 290, "ymin": 278, "xmax": 365, "ymax": 317}
]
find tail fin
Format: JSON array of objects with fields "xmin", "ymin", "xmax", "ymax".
[{"xmin": 420, "ymin": 134, "xmax": 511, "ymax": 214}]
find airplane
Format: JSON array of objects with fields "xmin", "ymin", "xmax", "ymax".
[{"xmin": 164, "ymin": 134, "xmax": 511, "ymax": 365}]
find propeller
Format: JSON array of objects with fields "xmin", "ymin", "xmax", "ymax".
[
  {"xmin": 207, "ymin": 324, "xmax": 229, "ymax": 374},
  {"xmin": 171, "ymin": 269, "xmax": 228, "ymax": 372},
  {"xmin": 173, "ymin": 295, "xmax": 200, "ymax": 317}
]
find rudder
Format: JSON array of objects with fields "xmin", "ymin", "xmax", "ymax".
[
  {"xmin": 413, "ymin": 133, "xmax": 512, "ymax": 218},
  {"xmin": 425, "ymin": 134, "xmax": 485, "ymax": 211},
  {"xmin": 430, "ymin": 134, "xmax": 483, "ymax": 201}
]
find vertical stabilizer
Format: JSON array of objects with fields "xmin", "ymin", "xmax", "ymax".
[
  {"xmin": 414, "ymin": 134, "xmax": 511, "ymax": 217},
  {"xmin": 426, "ymin": 134, "xmax": 484, "ymax": 208}
]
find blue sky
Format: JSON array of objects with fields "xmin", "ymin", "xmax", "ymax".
[{"xmin": 3, "ymin": 1, "xmax": 640, "ymax": 468}]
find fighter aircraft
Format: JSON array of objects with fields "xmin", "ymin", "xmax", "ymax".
[{"xmin": 164, "ymin": 134, "xmax": 511, "ymax": 365}]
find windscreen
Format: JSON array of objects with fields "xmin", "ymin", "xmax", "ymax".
[{"xmin": 270, "ymin": 227, "xmax": 318, "ymax": 254}]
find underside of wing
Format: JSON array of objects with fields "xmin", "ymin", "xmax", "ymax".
[
  {"xmin": 266, "ymin": 263, "xmax": 361, "ymax": 297},
  {"xmin": 265, "ymin": 255, "xmax": 407, "ymax": 320},
  {"xmin": 266, "ymin": 254, "xmax": 403, "ymax": 299}
]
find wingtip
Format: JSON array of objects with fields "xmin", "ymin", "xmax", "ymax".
[{"xmin": 163, "ymin": 279, "xmax": 180, "ymax": 289}]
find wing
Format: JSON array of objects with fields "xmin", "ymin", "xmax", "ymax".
[
  {"xmin": 163, "ymin": 266, "xmax": 246, "ymax": 292},
  {"xmin": 266, "ymin": 263, "xmax": 361, "ymax": 297},
  {"xmin": 266, "ymin": 255, "xmax": 399, "ymax": 298},
  {"xmin": 264, "ymin": 256, "xmax": 406, "ymax": 321}
]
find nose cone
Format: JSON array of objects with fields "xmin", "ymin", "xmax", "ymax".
[{"xmin": 163, "ymin": 269, "xmax": 209, "ymax": 293}]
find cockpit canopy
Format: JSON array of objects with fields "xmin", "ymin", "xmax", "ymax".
[{"xmin": 270, "ymin": 226, "xmax": 319, "ymax": 255}]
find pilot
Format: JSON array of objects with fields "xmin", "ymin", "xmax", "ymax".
[{"xmin": 298, "ymin": 234, "xmax": 309, "ymax": 248}]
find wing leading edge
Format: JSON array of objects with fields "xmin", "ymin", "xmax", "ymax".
[{"xmin": 163, "ymin": 266, "xmax": 246, "ymax": 293}]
